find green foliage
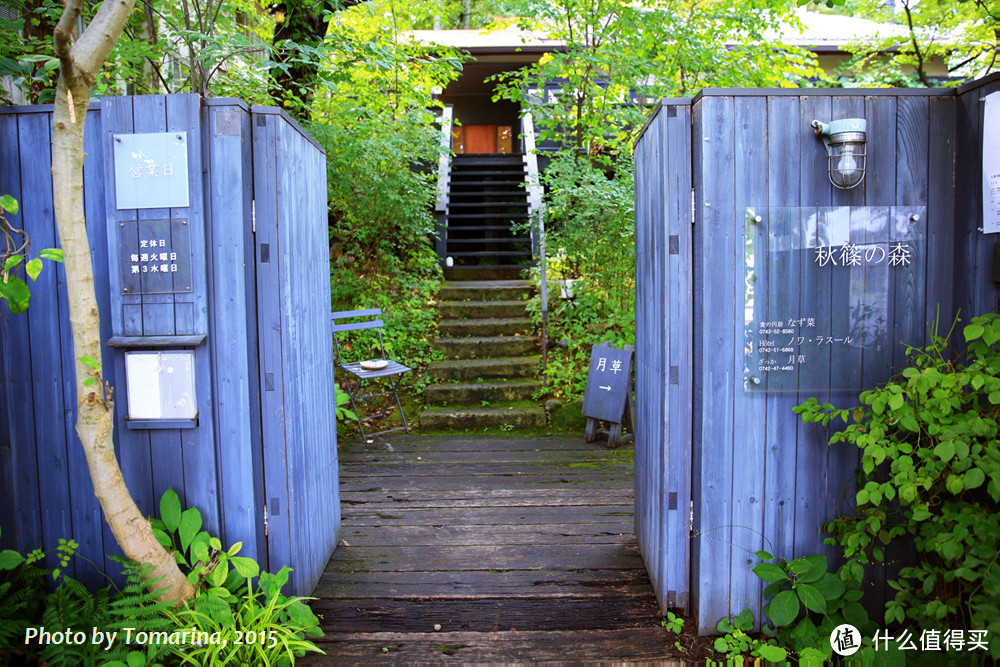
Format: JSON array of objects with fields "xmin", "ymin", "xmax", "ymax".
[
  {"xmin": 661, "ymin": 610, "xmax": 684, "ymax": 634},
  {"xmin": 335, "ymin": 383, "xmax": 357, "ymax": 422},
  {"xmin": 492, "ymin": 0, "xmax": 819, "ymax": 154},
  {"xmin": 816, "ymin": 0, "xmax": 999, "ymax": 86},
  {"xmin": 527, "ymin": 153, "xmax": 635, "ymax": 400},
  {"xmin": 152, "ymin": 489, "xmax": 324, "ymax": 664},
  {"xmin": 164, "ymin": 567, "xmax": 323, "ymax": 665},
  {"xmin": 794, "ymin": 313, "xmax": 1000, "ymax": 657},
  {"xmin": 1, "ymin": 194, "xmax": 64, "ymax": 314},
  {"xmin": 714, "ymin": 609, "xmax": 788, "ymax": 662},
  {"xmin": 0, "ymin": 532, "xmax": 173, "ymax": 667},
  {"xmin": 751, "ymin": 551, "xmax": 873, "ymax": 660}
]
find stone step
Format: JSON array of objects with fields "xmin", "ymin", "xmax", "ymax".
[
  {"xmin": 434, "ymin": 335, "xmax": 537, "ymax": 359},
  {"xmin": 424, "ymin": 379, "xmax": 541, "ymax": 405},
  {"xmin": 443, "ymin": 267, "xmax": 529, "ymax": 281},
  {"xmin": 439, "ymin": 280, "xmax": 533, "ymax": 301},
  {"xmin": 439, "ymin": 300, "xmax": 528, "ymax": 319},
  {"xmin": 418, "ymin": 405, "xmax": 546, "ymax": 430},
  {"xmin": 439, "ymin": 317, "xmax": 532, "ymax": 337},
  {"xmin": 426, "ymin": 356, "xmax": 540, "ymax": 381}
]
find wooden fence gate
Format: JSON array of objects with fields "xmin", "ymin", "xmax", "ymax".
[
  {"xmin": 0, "ymin": 95, "xmax": 338, "ymax": 596},
  {"xmin": 634, "ymin": 76, "xmax": 1000, "ymax": 634}
]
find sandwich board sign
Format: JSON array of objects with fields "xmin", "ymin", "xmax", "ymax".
[{"xmin": 582, "ymin": 342, "xmax": 634, "ymax": 446}]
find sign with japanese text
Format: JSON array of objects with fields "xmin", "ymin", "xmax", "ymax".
[
  {"xmin": 984, "ymin": 91, "xmax": 1000, "ymax": 234},
  {"xmin": 582, "ymin": 343, "xmax": 633, "ymax": 422},
  {"xmin": 744, "ymin": 206, "xmax": 926, "ymax": 392},
  {"xmin": 117, "ymin": 219, "xmax": 193, "ymax": 295},
  {"xmin": 113, "ymin": 132, "xmax": 190, "ymax": 210}
]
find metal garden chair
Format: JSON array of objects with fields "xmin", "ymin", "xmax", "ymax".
[{"xmin": 331, "ymin": 309, "xmax": 411, "ymax": 439}]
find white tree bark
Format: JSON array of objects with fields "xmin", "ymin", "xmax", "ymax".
[{"xmin": 52, "ymin": 0, "xmax": 194, "ymax": 602}]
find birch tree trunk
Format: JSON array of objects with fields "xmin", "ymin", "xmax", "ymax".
[{"xmin": 51, "ymin": 0, "xmax": 194, "ymax": 603}]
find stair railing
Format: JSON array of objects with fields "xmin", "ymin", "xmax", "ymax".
[
  {"xmin": 435, "ymin": 105, "xmax": 453, "ymax": 266},
  {"xmin": 521, "ymin": 111, "xmax": 548, "ymax": 373}
]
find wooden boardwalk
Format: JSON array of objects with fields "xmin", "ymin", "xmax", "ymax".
[{"xmin": 305, "ymin": 435, "xmax": 677, "ymax": 664}]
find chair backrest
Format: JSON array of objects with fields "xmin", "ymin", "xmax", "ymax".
[
  {"xmin": 331, "ymin": 309, "xmax": 388, "ymax": 366},
  {"xmin": 332, "ymin": 308, "xmax": 384, "ymax": 333}
]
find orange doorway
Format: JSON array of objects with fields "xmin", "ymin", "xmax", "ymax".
[{"xmin": 453, "ymin": 125, "xmax": 513, "ymax": 154}]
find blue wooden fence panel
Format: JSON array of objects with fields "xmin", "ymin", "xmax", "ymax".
[
  {"xmin": 0, "ymin": 95, "xmax": 337, "ymax": 596},
  {"xmin": 635, "ymin": 88, "xmax": 960, "ymax": 634},
  {"xmin": 251, "ymin": 106, "xmax": 339, "ymax": 595},
  {"xmin": 633, "ymin": 99, "xmax": 693, "ymax": 612},
  {"xmin": 955, "ymin": 74, "xmax": 1000, "ymax": 318}
]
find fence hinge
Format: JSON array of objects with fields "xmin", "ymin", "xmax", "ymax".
[
  {"xmin": 251, "ymin": 199, "xmax": 256, "ymax": 234},
  {"xmin": 690, "ymin": 189, "xmax": 696, "ymax": 225},
  {"xmin": 263, "ymin": 503, "xmax": 269, "ymax": 536}
]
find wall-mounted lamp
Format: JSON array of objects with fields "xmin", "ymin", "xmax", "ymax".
[{"xmin": 811, "ymin": 118, "xmax": 867, "ymax": 190}]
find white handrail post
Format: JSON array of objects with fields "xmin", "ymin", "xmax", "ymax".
[
  {"xmin": 521, "ymin": 111, "xmax": 547, "ymax": 374},
  {"xmin": 435, "ymin": 105, "xmax": 453, "ymax": 266}
]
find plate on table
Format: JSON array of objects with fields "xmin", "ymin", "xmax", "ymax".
[{"xmin": 360, "ymin": 359, "xmax": 388, "ymax": 370}]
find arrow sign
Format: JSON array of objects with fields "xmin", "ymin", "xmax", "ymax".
[{"xmin": 582, "ymin": 342, "xmax": 633, "ymax": 424}]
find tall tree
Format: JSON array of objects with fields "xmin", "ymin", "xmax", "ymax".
[
  {"xmin": 51, "ymin": 0, "xmax": 194, "ymax": 602},
  {"xmin": 270, "ymin": 0, "xmax": 367, "ymax": 113}
]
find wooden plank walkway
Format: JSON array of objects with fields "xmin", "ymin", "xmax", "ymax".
[{"xmin": 304, "ymin": 435, "xmax": 679, "ymax": 664}]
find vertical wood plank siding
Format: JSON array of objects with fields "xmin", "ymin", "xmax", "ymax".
[
  {"xmin": 955, "ymin": 75, "xmax": 1000, "ymax": 317},
  {"xmin": 634, "ymin": 88, "xmax": 962, "ymax": 634},
  {"xmin": 0, "ymin": 96, "xmax": 337, "ymax": 596},
  {"xmin": 634, "ymin": 100, "xmax": 693, "ymax": 612}
]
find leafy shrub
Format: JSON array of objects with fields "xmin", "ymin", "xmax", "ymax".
[
  {"xmin": 749, "ymin": 551, "xmax": 872, "ymax": 661},
  {"xmin": 151, "ymin": 489, "xmax": 324, "ymax": 664},
  {"xmin": 0, "ymin": 535, "xmax": 172, "ymax": 667},
  {"xmin": 528, "ymin": 152, "xmax": 635, "ymax": 400},
  {"xmin": 794, "ymin": 313, "xmax": 1000, "ymax": 657}
]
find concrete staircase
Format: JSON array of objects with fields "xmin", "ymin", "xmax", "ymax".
[{"xmin": 419, "ymin": 280, "xmax": 546, "ymax": 430}]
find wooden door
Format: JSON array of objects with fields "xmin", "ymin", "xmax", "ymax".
[{"xmin": 464, "ymin": 125, "xmax": 497, "ymax": 153}]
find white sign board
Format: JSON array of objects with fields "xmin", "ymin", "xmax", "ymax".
[{"xmin": 984, "ymin": 92, "xmax": 1000, "ymax": 234}]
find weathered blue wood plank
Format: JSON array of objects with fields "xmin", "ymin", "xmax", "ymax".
[
  {"xmin": 253, "ymin": 111, "xmax": 292, "ymax": 579},
  {"xmin": 925, "ymin": 97, "xmax": 956, "ymax": 328},
  {"xmin": 689, "ymin": 97, "xmax": 705, "ymax": 625},
  {"xmin": 634, "ymin": 107, "xmax": 661, "ymax": 606},
  {"xmin": 794, "ymin": 95, "xmax": 832, "ymax": 560},
  {"xmin": 0, "ymin": 111, "xmax": 42, "ymax": 555},
  {"xmin": 205, "ymin": 103, "xmax": 262, "ymax": 561},
  {"xmin": 762, "ymin": 95, "xmax": 799, "ymax": 589},
  {"xmin": 729, "ymin": 96, "xmax": 768, "ymax": 620},
  {"xmin": 20, "ymin": 111, "xmax": 75, "ymax": 576},
  {"xmin": 666, "ymin": 103, "xmax": 693, "ymax": 613},
  {"xmin": 693, "ymin": 94, "xmax": 736, "ymax": 633}
]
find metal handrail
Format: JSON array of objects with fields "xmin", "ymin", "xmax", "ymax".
[
  {"xmin": 521, "ymin": 111, "xmax": 548, "ymax": 373},
  {"xmin": 435, "ymin": 105, "xmax": 453, "ymax": 264}
]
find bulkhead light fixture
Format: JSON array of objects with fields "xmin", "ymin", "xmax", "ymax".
[{"xmin": 811, "ymin": 118, "xmax": 867, "ymax": 190}]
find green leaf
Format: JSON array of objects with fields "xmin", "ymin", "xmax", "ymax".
[
  {"xmin": 38, "ymin": 248, "xmax": 63, "ymax": 262},
  {"xmin": 0, "ymin": 549, "xmax": 26, "ymax": 570},
  {"xmin": 767, "ymin": 589, "xmax": 800, "ymax": 627},
  {"xmin": 753, "ymin": 562, "xmax": 788, "ymax": 582},
  {"xmin": 788, "ymin": 557, "xmax": 813, "ymax": 575},
  {"xmin": 756, "ymin": 644, "xmax": 787, "ymax": 662},
  {"xmin": 3, "ymin": 255, "xmax": 24, "ymax": 272},
  {"xmin": 79, "ymin": 356, "xmax": 101, "ymax": 371},
  {"xmin": 755, "ymin": 550, "xmax": 774, "ymax": 560},
  {"xmin": 946, "ymin": 475, "xmax": 964, "ymax": 495},
  {"xmin": 0, "ymin": 194, "xmax": 18, "ymax": 214},
  {"xmin": 24, "ymin": 258, "xmax": 42, "ymax": 281},
  {"xmin": 812, "ymin": 572, "xmax": 846, "ymax": 600},
  {"xmin": 964, "ymin": 467, "xmax": 985, "ymax": 489},
  {"xmin": 887, "ymin": 392, "xmax": 904, "ymax": 411},
  {"xmin": 842, "ymin": 601, "xmax": 868, "ymax": 628},
  {"xmin": 800, "ymin": 555, "xmax": 828, "ymax": 583},
  {"xmin": 0, "ymin": 277, "xmax": 31, "ymax": 314},
  {"xmin": 796, "ymin": 582, "xmax": 827, "ymax": 614},
  {"xmin": 230, "ymin": 555, "xmax": 260, "ymax": 578},
  {"xmin": 178, "ymin": 507, "xmax": 202, "ymax": 553},
  {"xmin": 964, "ymin": 323, "xmax": 985, "ymax": 342},
  {"xmin": 126, "ymin": 651, "xmax": 147, "ymax": 667},
  {"xmin": 160, "ymin": 488, "xmax": 181, "ymax": 532},
  {"xmin": 713, "ymin": 637, "xmax": 728, "ymax": 653},
  {"xmin": 934, "ymin": 440, "xmax": 955, "ymax": 462}
]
